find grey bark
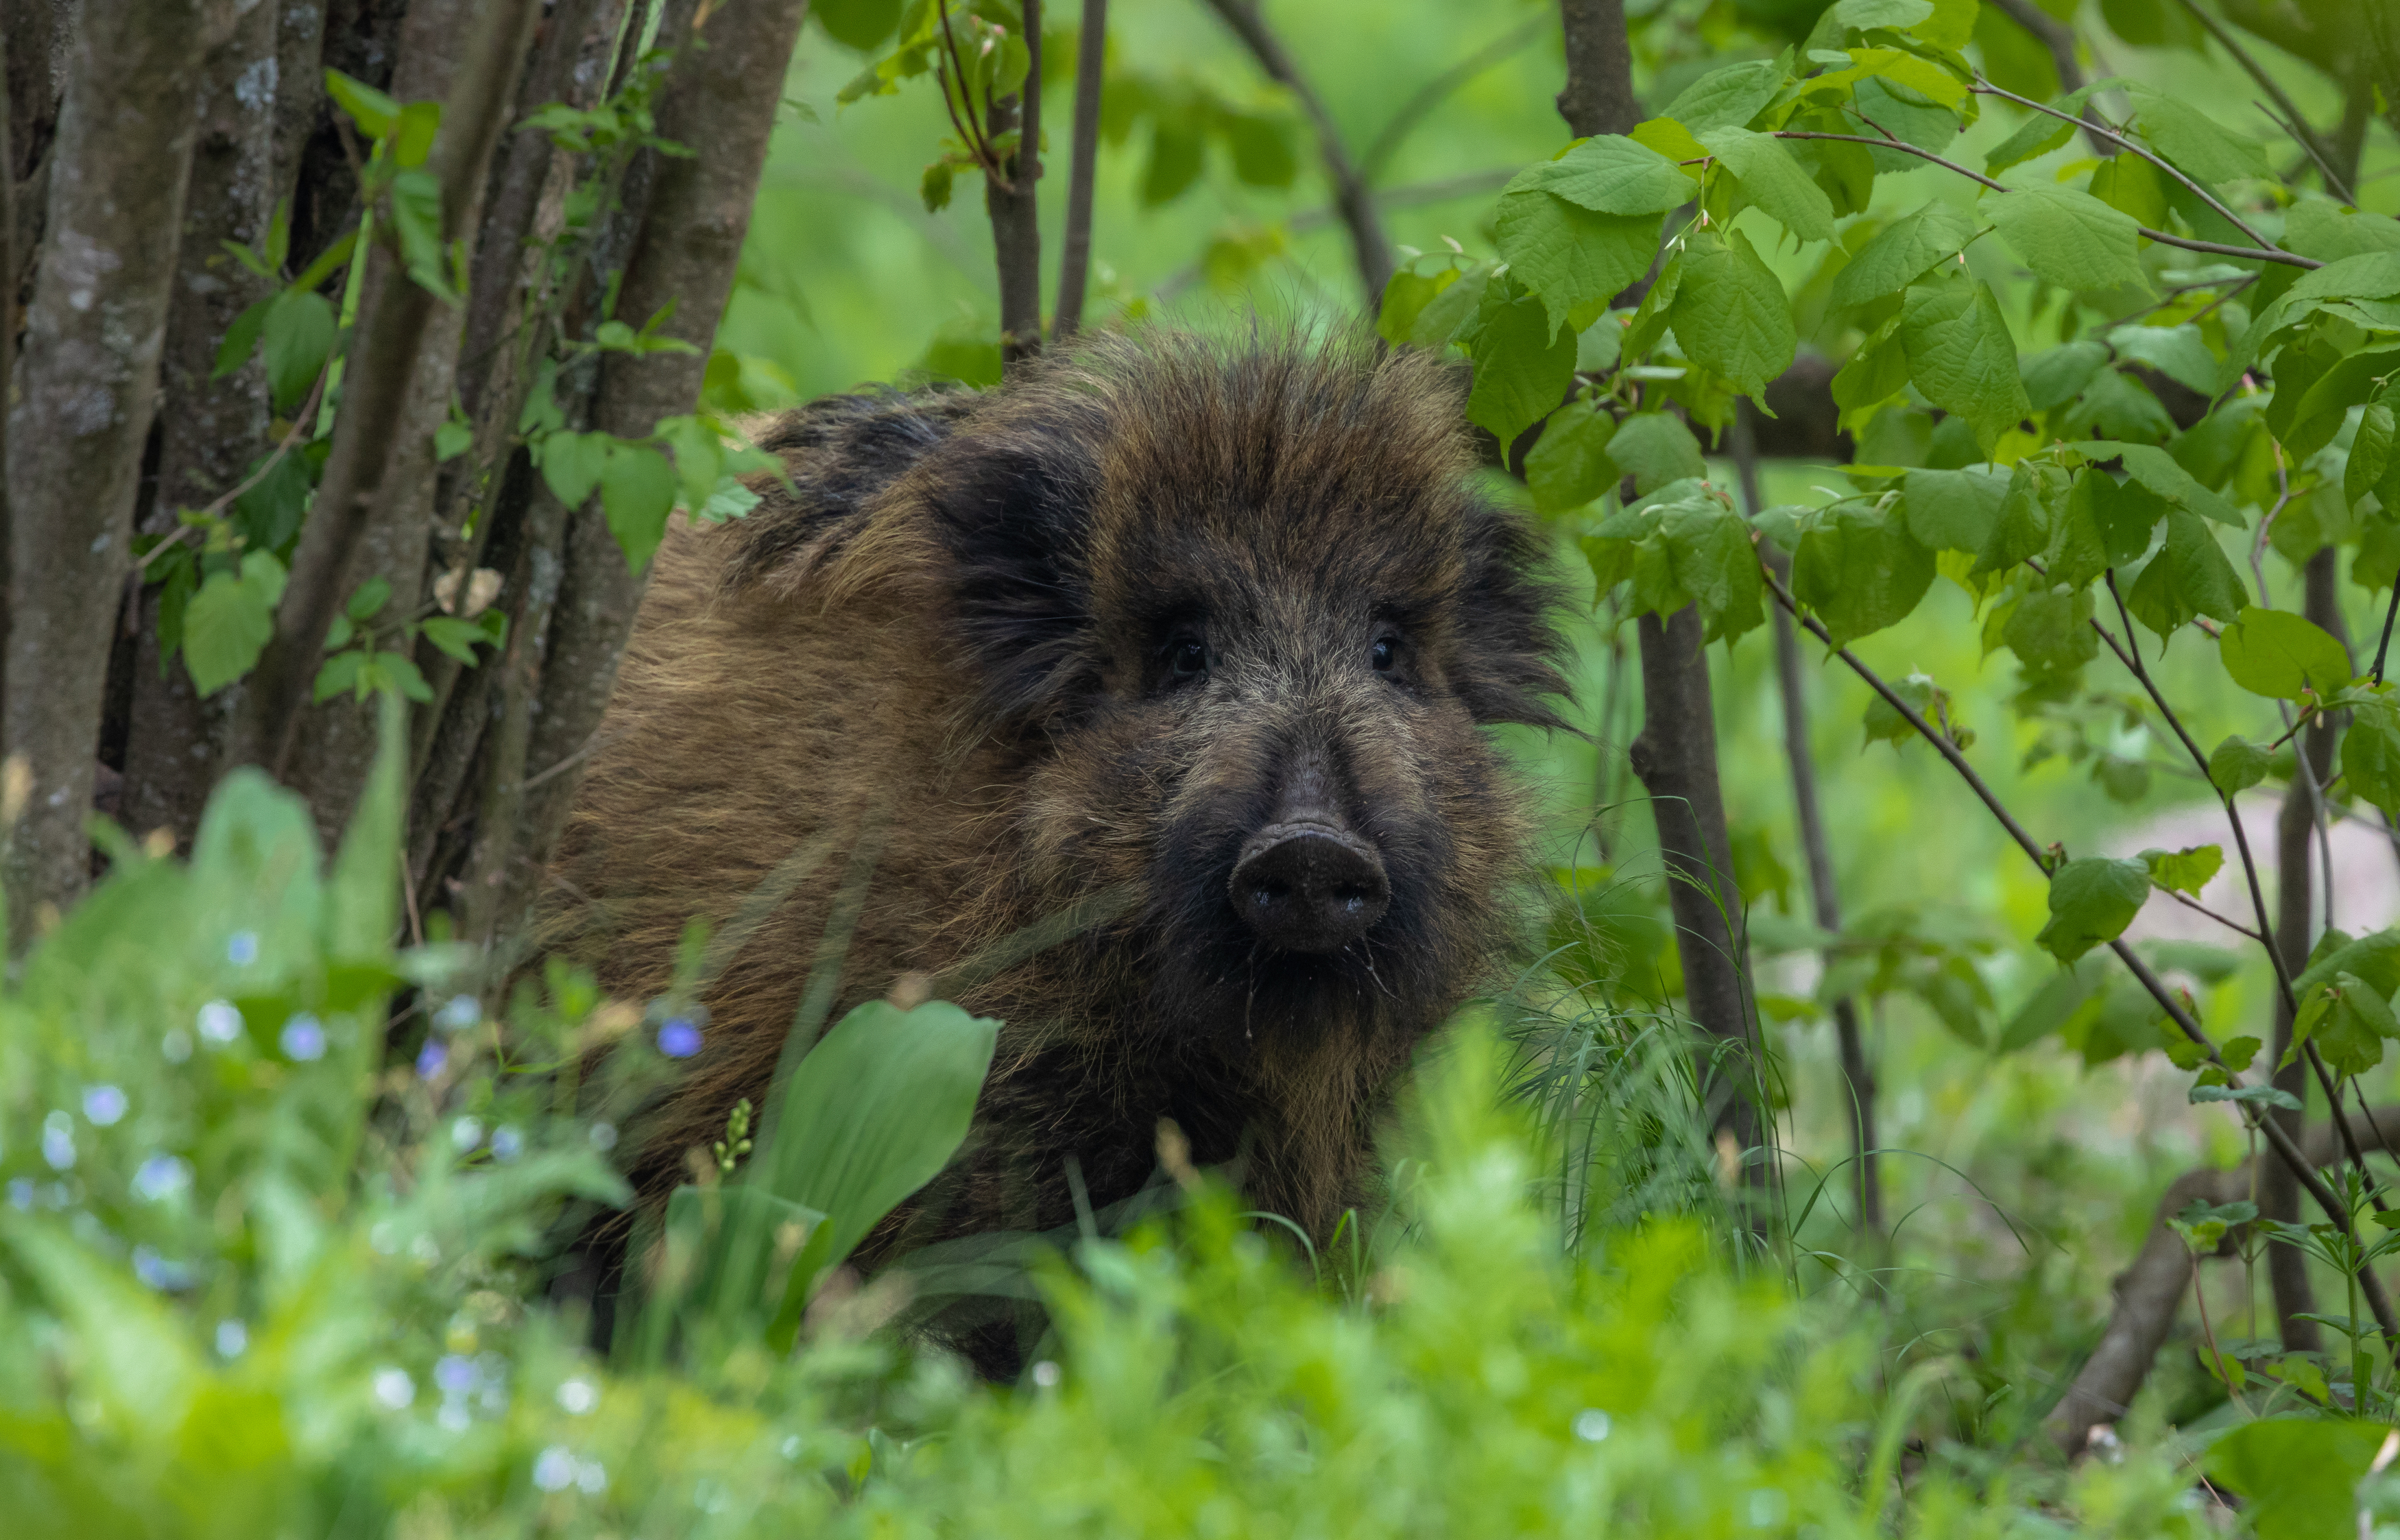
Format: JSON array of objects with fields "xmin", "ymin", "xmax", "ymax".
[
  {"xmin": 2047, "ymin": 1109, "xmax": 2397, "ymax": 1456},
  {"xmin": 1050, "ymin": 0, "xmax": 1104, "ymax": 341},
  {"xmin": 1199, "ymin": 0, "xmax": 1391, "ymax": 306},
  {"xmin": 1741, "ymin": 406, "xmax": 1877, "ymax": 1236},
  {"xmin": 1555, "ymin": 0, "xmax": 1639, "ymax": 139},
  {"xmin": 284, "ymin": 0, "xmax": 499, "ymax": 842},
  {"xmin": 1, "ymin": 19, "xmax": 14, "ymax": 741},
  {"xmin": 3, "ymin": 0, "xmax": 221, "ymax": 926},
  {"xmin": 121, "ymin": 0, "xmax": 280, "ymax": 850},
  {"xmin": 228, "ymin": 0, "xmax": 542, "ymax": 786},
  {"xmin": 988, "ymin": 0, "xmax": 1041, "ymax": 372},
  {"xmin": 490, "ymin": 0, "xmax": 813, "ymax": 935}
]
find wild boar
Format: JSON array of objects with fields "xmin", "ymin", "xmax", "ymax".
[{"xmin": 545, "ymin": 330, "xmax": 1567, "ymax": 1353}]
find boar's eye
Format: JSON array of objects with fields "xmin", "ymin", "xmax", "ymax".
[
  {"xmin": 1369, "ymin": 636, "xmax": 1398, "ymax": 673},
  {"xmin": 1167, "ymin": 636, "xmax": 1209, "ymax": 683}
]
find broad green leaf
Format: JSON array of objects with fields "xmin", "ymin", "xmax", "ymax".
[
  {"xmin": 2076, "ymin": 470, "xmax": 2167, "ymax": 564},
  {"xmin": 601, "ymin": 444, "xmax": 679, "ymax": 573},
  {"xmin": 1467, "ymin": 285, "xmax": 1577, "ymax": 444},
  {"xmin": 1826, "ymin": 202, "xmax": 1978, "ymax": 310},
  {"xmin": 213, "ymin": 296, "xmax": 272, "ymax": 380},
  {"xmin": 1997, "ymin": 959, "xmax": 2101, "ymax": 1051},
  {"xmin": 1699, "ymin": 128, "xmax": 1837, "ymax": 243},
  {"xmin": 2217, "ymin": 605, "xmax": 2353, "ymax": 699},
  {"xmin": 2208, "ymin": 734, "xmax": 2270, "ymax": 793},
  {"xmin": 1860, "ymin": 671, "xmax": 1957, "ymax": 747},
  {"xmin": 1832, "ymin": 319, "xmax": 1910, "ymax": 416},
  {"xmin": 1971, "ymin": 462, "xmax": 2053, "ymax": 577},
  {"xmin": 1657, "ymin": 493, "xmax": 1766, "ymax": 642},
  {"xmin": 1834, "ymin": 48, "xmax": 1967, "ymax": 109},
  {"xmin": 2124, "ymin": 509, "xmax": 2244, "ymax": 638},
  {"xmin": 2035, "ymin": 856, "xmax": 2150, "ymax": 963},
  {"xmin": 1660, "ymin": 58, "xmax": 1786, "ymax": 133},
  {"xmin": 1900, "ymin": 280, "xmax": 2030, "ymax": 450},
  {"xmin": 1999, "ymin": 584, "xmax": 2097, "ymax": 671},
  {"xmin": 2107, "ymin": 323, "xmax": 2216, "ymax": 395},
  {"xmin": 1852, "ymin": 75, "xmax": 1963, "ymax": 173},
  {"xmin": 2072, "ymin": 440, "xmax": 2242, "ymax": 526},
  {"xmin": 1916, "ymin": 0, "xmax": 1977, "ymax": 48},
  {"xmin": 813, "ymin": 0, "xmax": 903, "ymax": 49},
  {"xmin": 1526, "ymin": 402, "xmax": 1618, "ymax": 513},
  {"xmin": 1833, "ymin": 0, "xmax": 1932, "ymax": 29},
  {"xmin": 1507, "ymin": 134, "xmax": 1692, "ymax": 215},
  {"xmin": 1987, "ymin": 184, "xmax": 2146, "ymax": 291},
  {"xmin": 2140, "ymin": 845, "xmax": 2222, "ymax": 896},
  {"xmin": 1493, "ymin": 192, "xmax": 1663, "ymax": 335},
  {"xmin": 1982, "ymin": 80, "xmax": 2115, "ymax": 175},
  {"xmin": 2283, "ymin": 200, "xmax": 2400, "ymax": 262},
  {"xmin": 324, "ymin": 68, "xmax": 398, "ymax": 139},
  {"xmin": 1606, "ymin": 412, "xmax": 1707, "ymax": 493},
  {"xmin": 1793, "ymin": 499, "xmax": 1936, "ymax": 647},
  {"xmin": 2347, "ymin": 402, "xmax": 2395, "ymax": 507},
  {"xmin": 2277, "ymin": 250, "xmax": 2400, "ymax": 310},
  {"xmin": 260, "ymin": 290, "xmax": 335, "ymax": 413},
  {"xmin": 182, "ymin": 552, "xmax": 289, "ymax": 697},
  {"xmin": 1903, "ymin": 466, "xmax": 2009, "ymax": 552},
  {"xmin": 538, "ymin": 430, "xmax": 610, "ymax": 511},
  {"xmin": 1669, "ymin": 228, "xmax": 1795, "ymax": 400},
  {"xmin": 2344, "ymin": 692, "xmax": 2400, "ymax": 822},
  {"xmin": 2088, "ymin": 151, "xmax": 2170, "ymax": 229},
  {"xmin": 1380, "ymin": 269, "xmax": 1450, "ymax": 344},
  {"xmin": 2133, "ymin": 95, "xmax": 2269, "ymax": 185}
]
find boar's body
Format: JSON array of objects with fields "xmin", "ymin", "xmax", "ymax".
[{"xmin": 547, "ymin": 333, "xmax": 1565, "ymax": 1329}]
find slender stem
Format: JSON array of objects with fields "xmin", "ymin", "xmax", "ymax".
[
  {"xmin": 1970, "ymin": 78, "xmax": 2279, "ymax": 254},
  {"xmin": 1762, "ymin": 558, "xmax": 2400, "ymax": 1346},
  {"xmin": 2375, "ymin": 579, "xmax": 2400, "ymax": 684},
  {"xmin": 2158, "ymin": 885, "xmax": 2265, "ymax": 941},
  {"xmin": 2169, "ymin": 0, "xmax": 2355, "ymax": 204},
  {"xmin": 134, "ymin": 370, "xmax": 331, "ymax": 575},
  {"xmin": 1767, "ymin": 131, "xmax": 2321, "ymax": 269},
  {"xmin": 1051, "ymin": 0, "xmax": 1107, "ymax": 341}
]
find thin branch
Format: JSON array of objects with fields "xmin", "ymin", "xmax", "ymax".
[
  {"xmin": 134, "ymin": 370, "xmax": 331, "ymax": 575},
  {"xmin": 1766, "ymin": 131, "xmax": 2322, "ymax": 269},
  {"xmin": 1051, "ymin": 0, "xmax": 1107, "ymax": 341},
  {"xmin": 1762, "ymin": 559, "xmax": 2400, "ymax": 1347},
  {"xmin": 2169, "ymin": 0, "xmax": 2353, "ymax": 204},
  {"xmin": 1198, "ymin": 0, "xmax": 1393, "ymax": 304},
  {"xmin": 987, "ymin": 0, "xmax": 1042, "ymax": 368},
  {"xmin": 1358, "ymin": 12, "xmax": 1548, "ymax": 184},
  {"xmin": 1970, "ymin": 78, "xmax": 2279, "ymax": 254}
]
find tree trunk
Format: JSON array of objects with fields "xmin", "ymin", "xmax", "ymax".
[
  {"xmin": 1050, "ymin": 0, "xmax": 1105, "ymax": 341},
  {"xmin": 1555, "ymin": 0, "xmax": 1764, "ymax": 1181},
  {"xmin": 485, "ymin": 0, "xmax": 815, "ymax": 940},
  {"xmin": 119, "ymin": 0, "xmax": 280, "ymax": 850},
  {"xmin": 989, "ymin": 0, "xmax": 1042, "ymax": 372},
  {"xmin": 4, "ymin": 0, "xmax": 222, "ymax": 929}
]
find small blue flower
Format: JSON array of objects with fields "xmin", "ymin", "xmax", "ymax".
[
  {"xmin": 40, "ymin": 1113, "xmax": 75, "ymax": 1171},
  {"xmin": 490, "ymin": 1124, "xmax": 524, "ymax": 1162},
  {"xmin": 532, "ymin": 1445, "xmax": 577, "ymax": 1492},
  {"xmin": 160, "ymin": 1028, "xmax": 193, "ymax": 1064},
  {"xmin": 215, "ymin": 1319, "xmax": 248, "ymax": 1358},
  {"xmin": 7, "ymin": 1179, "xmax": 33, "ymax": 1211},
  {"xmin": 416, "ymin": 1041, "xmax": 447, "ymax": 1079},
  {"xmin": 433, "ymin": 1354, "xmax": 478, "ymax": 1395},
  {"xmin": 435, "ymin": 994, "xmax": 481, "ymax": 1032},
  {"xmin": 132, "ymin": 1246, "xmax": 193, "ymax": 1292},
  {"xmin": 451, "ymin": 1116, "xmax": 484, "ymax": 1151},
  {"xmin": 132, "ymin": 1153, "xmax": 191, "ymax": 1202},
  {"xmin": 82, "ymin": 1084, "xmax": 127, "ymax": 1127},
  {"xmin": 226, "ymin": 930, "xmax": 259, "ymax": 967},
  {"xmin": 279, "ymin": 1013, "xmax": 326, "ymax": 1061},
  {"xmin": 657, "ymin": 1018, "xmax": 702, "ymax": 1059}
]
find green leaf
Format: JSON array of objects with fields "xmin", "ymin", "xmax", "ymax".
[
  {"xmin": 2133, "ymin": 94, "xmax": 2269, "ymax": 185},
  {"xmin": 418, "ymin": 615, "xmax": 497, "ymax": 666},
  {"xmin": 1493, "ymin": 193, "xmax": 1664, "ymax": 336},
  {"xmin": 756, "ymin": 998, "xmax": 1001, "ymax": 1343},
  {"xmin": 2035, "ymin": 856, "xmax": 2151, "ymax": 964},
  {"xmin": 1834, "ymin": 0, "xmax": 1934, "ymax": 28},
  {"xmin": 1507, "ymin": 134, "xmax": 1692, "ymax": 215},
  {"xmin": 1605, "ymin": 412, "xmax": 1707, "ymax": 494},
  {"xmin": 2000, "ymin": 584, "xmax": 2098, "ymax": 671},
  {"xmin": 1997, "ymin": 959, "xmax": 2101, "ymax": 1051},
  {"xmin": 2124, "ymin": 509, "xmax": 2245, "ymax": 638},
  {"xmin": 2023, "ymin": 341, "xmax": 2111, "ymax": 413},
  {"xmin": 1526, "ymin": 402, "xmax": 1618, "ymax": 514},
  {"xmin": 2284, "ymin": 200, "xmax": 2400, "ymax": 262},
  {"xmin": 600, "ymin": 444, "xmax": 679, "ymax": 573},
  {"xmin": 1793, "ymin": 498, "xmax": 1936, "ymax": 647},
  {"xmin": 1970, "ymin": 462, "xmax": 2054, "ymax": 577},
  {"xmin": 813, "ymin": 0, "xmax": 903, "ymax": 49},
  {"xmin": 2141, "ymin": 845, "xmax": 2222, "ymax": 895},
  {"xmin": 2107, "ymin": 323, "xmax": 2217, "ymax": 396},
  {"xmin": 1902, "ymin": 466, "xmax": 2009, "ymax": 552},
  {"xmin": 323, "ymin": 68, "xmax": 398, "ymax": 139},
  {"xmin": 2217, "ymin": 605, "xmax": 2354, "ymax": 699},
  {"xmin": 1986, "ymin": 184, "xmax": 2146, "ymax": 292},
  {"xmin": 1699, "ymin": 128, "xmax": 1837, "ymax": 243},
  {"xmin": 2343, "ymin": 692, "xmax": 2400, "ymax": 822},
  {"xmin": 2074, "ymin": 469, "xmax": 2165, "ymax": 566},
  {"xmin": 343, "ymin": 576, "xmax": 392, "ymax": 625},
  {"xmin": 2072, "ymin": 440, "xmax": 2242, "ymax": 527},
  {"xmin": 182, "ymin": 552, "xmax": 289, "ymax": 697},
  {"xmin": 1983, "ymin": 82, "xmax": 2103, "ymax": 175},
  {"xmin": 1900, "ymin": 280, "xmax": 2030, "ymax": 450},
  {"xmin": 538, "ymin": 430, "xmax": 610, "ymax": 509},
  {"xmin": 2209, "ymin": 734, "xmax": 2270, "ymax": 793},
  {"xmin": 2347, "ymin": 402, "xmax": 2395, "ymax": 507},
  {"xmin": 1826, "ymin": 203, "xmax": 1978, "ymax": 310},
  {"xmin": 1660, "ymin": 58, "xmax": 1786, "ymax": 133},
  {"xmin": 1669, "ymin": 228, "xmax": 1795, "ymax": 401},
  {"xmin": 213, "ymin": 296, "xmax": 272, "ymax": 381},
  {"xmin": 1657, "ymin": 492, "xmax": 1766, "ymax": 642},
  {"xmin": 259, "ymin": 291, "xmax": 335, "ymax": 413}
]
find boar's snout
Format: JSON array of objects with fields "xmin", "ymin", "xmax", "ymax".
[{"xmin": 1228, "ymin": 820, "xmax": 1390, "ymax": 952}]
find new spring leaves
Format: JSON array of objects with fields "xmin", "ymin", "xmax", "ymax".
[{"xmin": 1391, "ymin": 0, "xmax": 2400, "ymax": 1037}]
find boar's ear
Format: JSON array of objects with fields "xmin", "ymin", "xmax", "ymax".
[
  {"xmin": 917, "ymin": 425, "xmax": 1103, "ymax": 729},
  {"xmin": 1452, "ymin": 500, "xmax": 1572, "ymax": 731}
]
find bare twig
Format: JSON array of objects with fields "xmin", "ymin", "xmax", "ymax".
[
  {"xmin": 1199, "ymin": 0, "xmax": 1393, "ymax": 304},
  {"xmin": 1765, "ymin": 130, "xmax": 2320, "ymax": 269},
  {"xmin": 134, "ymin": 372, "xmax": 333, "ymax": 576},
  {"xmin": 2170, "ymin": 0, "xmax": 2353, "ymax": 204},
  {"xmin": 1051, "ymin": 0, "xmax": 1107, "ymax": 341}
]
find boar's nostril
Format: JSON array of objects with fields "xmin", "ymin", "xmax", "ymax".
[{"xmin": 1227, "ymin": 821, "xmax": 1390, "ymax": 953}]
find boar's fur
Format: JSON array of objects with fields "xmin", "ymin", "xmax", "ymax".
[{"xmin": 545, "ymin": 331, "xmax": 1566, "ymax": 1354}]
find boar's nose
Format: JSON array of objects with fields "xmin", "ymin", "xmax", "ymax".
[{"xmin": 1228, "ymin": 821, "xmax": 1391, "ymax": 952}]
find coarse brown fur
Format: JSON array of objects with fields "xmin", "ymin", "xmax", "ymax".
[{"xmin": 544, "ymin": 330, "xmax": 1568, "ymax": 1358}]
